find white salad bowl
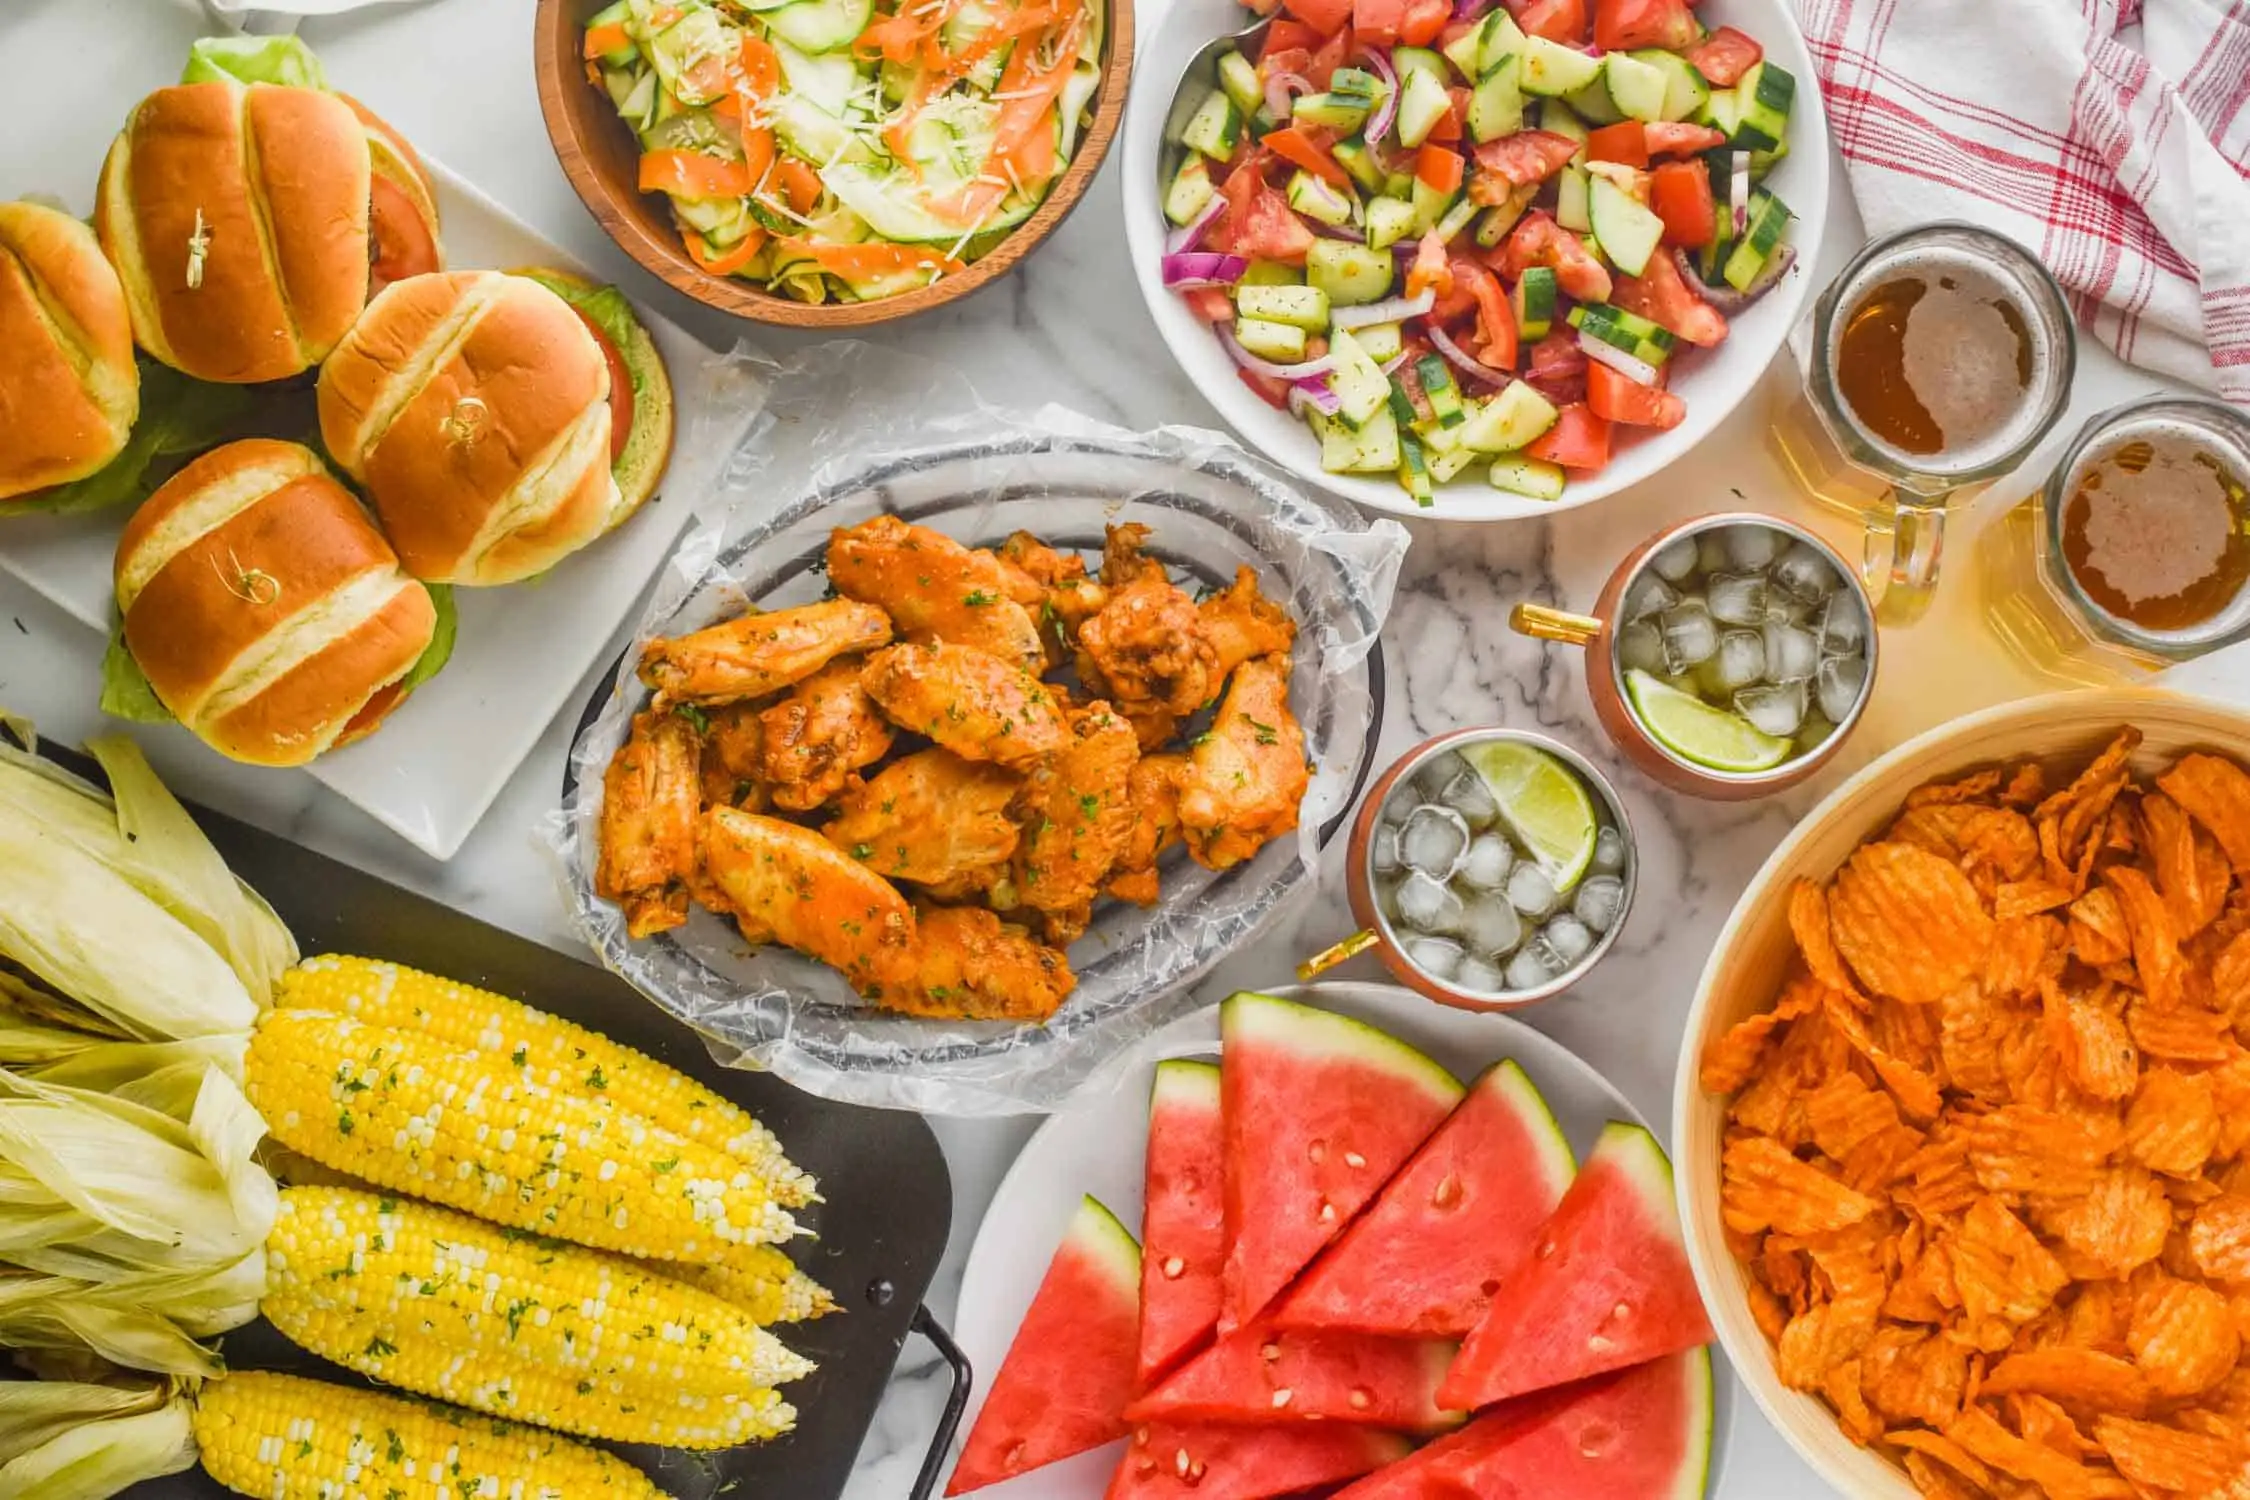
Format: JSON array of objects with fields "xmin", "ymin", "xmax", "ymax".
[{"xmin": 1122, "ymin": 0, "xmax": 1830, "ymax": 521}]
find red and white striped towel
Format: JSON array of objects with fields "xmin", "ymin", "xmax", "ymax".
[{"xmin": 1794, "ymin": 0, "xmax": 2250, "ymax": 404}]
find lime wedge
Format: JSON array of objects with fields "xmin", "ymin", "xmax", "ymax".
[
  {"xmin": 1622, "ymin": 669, "xmax": 1793, "ymax": 774},
  {"xmin": 1457, "ymin": 739, "xmax": 1601, "ymax": 889}
]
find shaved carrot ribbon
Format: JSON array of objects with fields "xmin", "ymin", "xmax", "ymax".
[
  {"xmin": 684, "ymin": 228, "xmax": 766, "ymax": 275},
  {"xmin": 929, "ymin": 7, "xmax": 1085, "ymax": 222},
  {"xmin": 774, "ymin": 237, "xmax": 966, "ymax": 281}
]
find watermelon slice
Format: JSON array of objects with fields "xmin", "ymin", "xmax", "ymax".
[
  {"xmin": 1107, "ymin": 1421, "xmax": 1411, "ymax": 1500},
  {"xmin": 1219, "ymin": 993, "xmax": 1462, "ymax": 1332},
  {"xmin": 1273, "ymin": 1060, "xmax": 1576, "ymax": 1338},
  {"xmin": 1139, "ymin": 1059, "xmax": 1226, "ymax": 1386},
  {"xmin": 949, "ymin": 1196, "xmax": 1142, "ymax": 1495},
  {"xmin": 1334, "ymin": 1348, "xmax": 1714, "ymax": 1499},
  {"xmin": 1437, "ymin": 1122, "xmax": 1715, "ymax": 1412},
  {"xmin": 1122, "ymin": 1311, "xmax": 1461, "ymax": 1432}
]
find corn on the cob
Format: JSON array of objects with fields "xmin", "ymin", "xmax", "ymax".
[
  {"xmin": 193, "ymin": 1370, "xmax": 674, "ymax": 1500},
  {"xmin": 280, "ymin": 956, "xmax": 818, "ymax": 1208},
  {"xmin": 262, "ymin": 1186, "xmax": 808, "ymax": 1448},
  {"xmin": 678, "ymin": 1243, "xmax": 840, "ymax": 1325},
  {"xmin": 246, "ymin": 1011, "xmax": 798, "ymax": 1261}
]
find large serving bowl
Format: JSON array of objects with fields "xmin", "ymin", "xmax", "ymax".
[
  {"xmin": 559, "ymin": 431, "xmax": 1396, "ymax": 1114},
  {"xmin": 1672, "ymin": 687, "xmax": 2250, "ymax": 1498},
  {"xmin": 533, "ymin": 0, "xmax": 1135, "ymax": 328},
  {"xmin": 1121, "ymin": 0, "xmax": 1829, "ymax": 520}
]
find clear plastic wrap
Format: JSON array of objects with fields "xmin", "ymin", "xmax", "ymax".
[{"xmin": 546, "ymin": 343, "xmax": 1408, "ymax": 1115}]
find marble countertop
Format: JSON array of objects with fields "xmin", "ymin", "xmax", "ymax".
[{"xmin": 3, "ymin": 0, "xmax": 2234, "ymax": 1493}]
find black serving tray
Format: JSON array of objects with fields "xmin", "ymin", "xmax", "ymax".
[{"xmin": 23, "ymin": 746, "xmax": 966, "ymax": 1500}]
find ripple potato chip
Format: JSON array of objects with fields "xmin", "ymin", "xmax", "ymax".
[
  {"xmin": 1831, "ymin": 843, "xmax": 1997, "ymax": 1007},
  {"xmin": 2092, "ymin": 1413, "xmax": 2243, "ymax": 1494}
]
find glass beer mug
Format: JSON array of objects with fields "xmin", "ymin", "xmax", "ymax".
[{"xmin": 1769, "ymin": 223, "xmax": 2077, "ymax": 625}]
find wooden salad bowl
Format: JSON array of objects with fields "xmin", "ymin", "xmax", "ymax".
[{"xmin": 532, "ymin": 0, "xmax": 1134, "ymax": 328}]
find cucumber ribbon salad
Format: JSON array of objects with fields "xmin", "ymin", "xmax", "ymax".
[
  {"xmin": 1161, "ymin": 0, "xmax": 1796, "ymax": 504},
  {"xmin": 584, "ymin": 0, "xmax": 1103, "ymax": 302}
]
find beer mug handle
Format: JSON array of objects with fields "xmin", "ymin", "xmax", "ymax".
[{"xmin": 1862, "ymin": 493, "xmax": 1949, "ymax": 626}]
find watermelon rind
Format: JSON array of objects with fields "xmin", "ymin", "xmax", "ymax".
[
  {"xmin": 1489, "ymin": 1059, "xmax": 1579, "ymax": 1197},
  {"xmin": 1071, "ymin": 1193, "xmax": 1145, "ymax": 1291},
  {"xmin": 1595, "ymin": 1121, "xmax": 1689, "ymax": 1252},
  {"xmin": 1671, "ymin": 1345, "xmax": 1716, "ymax": 1500},
  {"xmin": 1220, "ymin": 993, "xmax": 1464, "ymax": 1111},
  {"xmin": 1152, "ymin": 1057, "xmax": 1222, "ymax": 1109}
]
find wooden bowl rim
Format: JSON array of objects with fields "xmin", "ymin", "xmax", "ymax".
[
  {"xmin": 532, "ymin": 0, "xmax": 1135, "ymax": 327},
  {"xmin": 1669, "ymin": 685, "xmax": 2250, "ymax": 1500}
]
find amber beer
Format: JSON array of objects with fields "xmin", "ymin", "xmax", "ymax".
[
  {"xmin": 1979, "ymin": 398, "xmax": 2250, "ymax": 684},
  {"xmin": 1769, "ymin": 224, "xmax": 2075, "ymax": 624}
]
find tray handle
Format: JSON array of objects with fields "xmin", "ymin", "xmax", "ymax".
[{"xmin": 907, "ymin": 1305, "xmax": 974, "ymax": 1500}]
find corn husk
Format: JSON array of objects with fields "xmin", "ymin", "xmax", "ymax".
[{"xmin": 0, "ymin": 1380, "xmax": 196, "ymax": 1500}]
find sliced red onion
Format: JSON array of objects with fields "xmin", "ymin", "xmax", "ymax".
[
  {"xmin": 1725, "ymin": 150, "xmax": 1751, "ymax": 238},
  {"xmin": 1428, "ymin": 324, "xmax": 1512, "ymax": 386},
  {"xmin": 1674, "ymin": 243, "xmax": 1797, "ymax": 314},
  {"xmin": 1264, "ymin": 70, "xmax": 1311, "ymax": 122},
  {"xmin": 1331, "ymin": 289, "xmax": 1435, "ymax": 329},
  {"xmin": 1163, "ymin": 251, "xmax": 1249, "ymax": 289},
  {"xmin": 1452, "ymin": 0, "xmax": 1495, "ymax": 17},
  {"xmin": 1379, "ymin": 349, "xmax": 1411, "ymax": 375},
  {"xmin": 1287, "ymin": 374, "xmax": 1345, "ymax": 417},
  {"xmin": 1359, "ymin": 47, "xmax": 1400, "ymax": 145},
  {"xmin": 1164, "ymin": 194, "xmax": 1227, "ymax": 255},
  {"xmin": 1220, "ymin": 324, "xmax": 1340, "ymax": 380},
  {"xmin": 1578, "ymin": 328, "xmax": 1662, "ymax": 385}
]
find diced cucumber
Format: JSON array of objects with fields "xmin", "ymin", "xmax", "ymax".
[
  {"xmin": 1539, "ymin": 98, "xmax": 1589, "ymax": 163},
  {"xmin": 1694, "ymin": 83, "xmax": 1744, "ymax": 141},
  {"xmin": 1236, "ymin": 283, "xmax": 1332, "ymax": 331},
  {"xmin": 1384, "ymin": 170, "xmax": 1417, "ymax": 200},
  {"xmin": 1442, "ymin": 22, "xmax": 1486, "ymax": 78},
  {"xmin": 1588, "ymin": 174, "xmax": 1665, "ymax": 275},
  {"xmin": 1630, "ymin": 48, "xmax": 1710, "ymax": 121},
  {"xmin": 1387, "ymin": 379, "xmax": 1419, "ymax": 432},
  {"xmin": 1391, "ymin": 46, "xmax": 1448, "ymax": 85},
  {"xmin": 1295, "ymin": 91, "xmax": 1373, "ymax": 132},
  {"xmin": 1488, "ymin": 454, "xmax": 1568, "ymax": 499},
  {"xmin": 771, "ymin": 93, "xmax": 877, "ymax": 166},
  {"xmin": 1455, "ymin": 9, "xmax": 1527, "ymax": 77},
  {"xmin": 1723, "ymin": 189, "xmax": 1792, "ymax": 290},
  {"xmin": 1398, "ymin": 430, "xmax": 1435, "ymax": 504},
  {"xmin": 1308, "ymin": 240, "xmax": 1396, "ymax": 306},
  {"xmin": 1409, "ymin": 174, "xmax": 1457, "ymax": 233},
  {"xmin": 1165, "ymin": 157, "xmax": 1216, "ymax": 227},
  {"xmin": 1313, "ymin": 404, "xmax": 1402, "ymax": 472},
  {"xmin": 1429, "ymin": 435, "xmax": 1482, "ymax": 482},
  {"xmin": 1458, "ymin": 380, "xmax": 1560, "ymax": 452},
  {"xmin": 1355, "ymin": 321, "xmax": 1405, "ymax": 362},
  {"xmin": 1364, "ymin": 194, "xmax": 1418, "ymax": 249},
  {"xmin": 1181, "ymin": 89, "xmax": 1241, "ymax": 159},
  {"xmin": 1569, "ymin": 302, "xmax": 1678, "ymax": 362},
  {"xmin": 1331, "ymin": 137, "xmax": 1387, "ymax": 194},
  {"xmin": 1564, "ymin": 73, "xmax": 1623, "ymax": 125},
  {"xmin": 1730, "ymin": 61, "xmax": 1795, "ymax": 152},
  {"xmin": 1327, "ymin": 327, "xmax": 1391, "ymax": 426},
  {"xmin": 1287, "ymin": 170, "xmax": 1356, "ymax": 227},
  {"xmin": 1749, "ymin": 139, "xmax": 1789, "ymax": 180},
  {"xmin": 1467, "ymin": 54, "xmax": 1525, "ymax": 143},
  {"xmin": 1241, "ymin": 259, "xmax": 1304, "ymax": 286},
  {"xmin": 1395, "ymin": 68, "xmax": 1454, "ymax": 148},
  {"xmin": 1704, "ymin": 147, "xmax": 1749, "ymax": 243},
  {"xmin": 1416, "ymin": 355, "xmax": 1467, "ymax": 426},
  {"xmin": 1217, "ymin": 51, "xmax": 1263, "ymax": 117},
  {"xmin": 1603, "ymin": 51, "xmax": 1669, "ymax": 124},
  {"xmin": 1330, "ymin": 66, "xmax": 1386, "ymax": 100},
  {"xmin": 1585, "ymin": 160, "xmax": 1651, "ymax": 199},
  {"xmin": 1512, "ymin": 265, "xmax": 1557, "ymax": 339},
  {"xmin": 1473, "ymin": 183, "xmax": 1536, "ymax": 245},
  {"xmin": 1519, "ymin": 35, "xmax": 1603, "ymax": 97},
  {"xmin": 1434, "ymin": 193, "xmax": 1480, "ymax": 242},
  {"xmin": 1555, "ymin": 165, "xmax": 1591, "ymax": 232},
  {"xmin": 763, "ymin": 0, "xmax": 875, "ymax": 55},
  {"xmin": 1236, "ymin": 317, "xmax": 1308, "ymax": 361}
]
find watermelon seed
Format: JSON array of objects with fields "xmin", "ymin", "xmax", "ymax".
[
  {"xmin": 1308, "ymin": 1140, "xmax": 1327, "ymax": 1164},
  {"xmin": 1611, "ymin": 1300, "xmax": 1633, "ymax": 1322},
  {"xmin": 1271, "ymin": 1388, "xmax": 1294, "ymax": 1409},
  {"xmin": 1162, "ymin": 1256, "xmax": 1185, "ymax": 1279},
  {"xmin": 1588, "ymin": 1333, "xmax": 1614, "ymax": 1352},
  {"xmin": 1176, "ymin": 1448, "xmax": 1192, "ymax": 1476},
  {"xmin": 1348, "ymin": 1388, "xmax": 1373, "ymax": 1410},
  {"xmin": 1432, "ymin": 1174, "xmax": 1462, "ymax": 1209},
  {"xmin": 1579, "ymin": 1421, "xmax": 1617, "ymax": 1458},
  {"xmin": 1189, "ymin": 1460, "xmax": 1208, "ymax": 1483},
  {"xmin": 1344, "ymin": 1151, "xmax": 1367, "ymax": 1169},
  {"xmin": 1260, "ymin": 1342, "xmax": 1282, "ymax": 1362},
  {"xmin": 1318, "ymin": 1201, "xmax": 1338, "ymax": 1223},
  {"xmin": 1135, "ymin": 1428, "xmax": 1151, "ymax": 1444}
]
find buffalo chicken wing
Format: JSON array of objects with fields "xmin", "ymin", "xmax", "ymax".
[
  {"xmin": 828, "ymin": 516, "xmax": 1046, "ymax": 670},
  {"xmin": 823, "ymin": 749, "xmax": 1023, "ymax": 893},
  {"xmin": 1178, "ymin": 655, "xmax": 1308, "ymax": 871},
  {"xmin": 1009, "ymin": 703, "xmax": 1141, "ymax": 943},
  {"xmin": 861, "ymin": 904, "xmax": 1076, "ymax": 1022},
  {"xmin": 859, "ymin": 643, "xmax": 1068, "ymax": 770},
  {"xmin": 639, "ymin": 599, "xmax": 892, "ymax": 706},
  {"xmin": 699, "ymin": 807, "xmax": 913, "ymax": 982},
  {"xmin": 757, "ymin": 656, "xmax": 893, "ymax": 812},
  {"xmin": 595, "ymin": 710, "xmax": 703, "ymax": 938}
]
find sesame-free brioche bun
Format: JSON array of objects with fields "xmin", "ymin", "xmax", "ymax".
[
  {"xmin": 0, "ymin": 201, "xmax": 139, "ymax": 502},
  {"xmin": 96, "ymin": 81, "xmax": 372, "ymax": 383},
  {"xmin": 115, "ymin": 438, "xmax": 438, "ymax": 766},
  {"xmin": 340, "ymin": 92, "xmax": 445, "ymax": 293},
  {"xmin": 514, "ymin": 266, "xmax": 674, "ymax": 524},
  {"xmin": 317, "ymin": 269, "xmax": 622, "ymax": 586}
]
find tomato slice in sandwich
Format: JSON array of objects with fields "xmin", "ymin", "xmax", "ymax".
[
  {"xmin": 571, "ymin": 308, "xmax": 636, "ymax": 464},
  {"xmin": 369, "ymin": 176, "xmax": 441, "ymax": 294}
]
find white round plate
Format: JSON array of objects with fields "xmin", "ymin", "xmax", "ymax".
[
  {"xmin": 951, "ymin": 979, "xmax": 1740, "ymax": 1498},
  {"xmin": 1121, "ymin": 0, "xmax": 1831, "ymax": 521}
]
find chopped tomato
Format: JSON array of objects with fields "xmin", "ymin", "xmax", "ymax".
[
  {"xmin": 683, "ymin": 227, "xmax": 765, "ymax": 278},
  {"xmin": 1415, "ymin": 143, "xmax": 1465, "ymax": 194},
  {"xmin": 1646, "ymin": 122, "xmax": 1727, "ymax": 157},
  {"xmin": 1406, "ymin": 230, "xmax": 1454, "ymax": 300},
  {"xmin": 1237, "ymin": 367, "xmax": 1293, "ymax": 409},
  {"xmin": 1612, "ymin": 248, "xmax": 1729, "ymax": 345},
  {"xmin": 1265, "ymin": 125, "xmax": 1350, "ymax": 186},
  {"xmin": 1185, "ymin": 286, "xmax": 1237, "ymax": 322},
  {"xmin": 1262, "ymin": 18, "xmax": 1323, "ymax": 57},
  {"xmin": 1496, "ymin": 210, "xmax": 1613, "ymax": 302},
  {"xmin": 1527, "ymin": 327, "xmax": 1588, "ymax": 403},
  {"xmin": 368, "ymin": 176, "xmax": 440, "ymax": 294},
  {"xmin": 1592, "ymin": 0, "xmax": 1698, "ymax": 50},
  {"xmin": 1586, "ymin": 362, "xmax": 1687, "ymax": 429},
  {"xmin": 1461, "ymin": 262, "xmax": 1516, "ymax": 368},
  {"xmin": 1472, "ymin": 129, "xmax": 1580, "ymax": 187},
  {"xmin": 1225, "ymin": 174, "xmax": 1317, "ymax": 264},
  {"xmin": 1650, "ymin": 160, "xmax": 1715, "ymax": 246},
  {"xmin": 1422, "ymin": 88, "xmax": 1468, "ymax": 145},
  {"xmin": 1525, "ymin": 404, "xmax": 1613, "ymax": 469},
  {"xmin": 1283, "ymin": 0, "xmax": 1356, "ymax": 40},
  {"xmin": 1353, "ymin": 0, "xmax": 1407, "ymax": 44},
  {"xmin": 1684, "ymin": 25, "xmax": 1762, "ymax": 86},
  {"xmin": 1585, "ymin": 121, "xmax": 1648, "ymax": 167},
  {"xmin": 1510, "ymin": 0, "xmax": 1587, "ymax": 44},
  {"xmin": 583, "ymin": 21, "xmax": 631, "ymax": 58},
  {"xmin": 1306, "ymin": 25, "xmax": 1353, "ymax": 87},
  {"xmin": 1431, "ymin": 254, "xmax": 1487, "ymax": 320},
  {"xmin": 639, "ymin": 150, "xmax": 754, "ymax": 199},
  {"xmin": 1400, "ymin": 0, "xmax": 1452, "ymax": 44}
]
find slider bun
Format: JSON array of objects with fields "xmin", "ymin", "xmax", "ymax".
[
  {"xmin": 96, "ymin": 81, "xmax": 371, "ymax": 383},
  {"xmin": 0, "ymin": 201, "xmax": 138, "ymax": 501},
  {"xmin": 341, "ymin": 92, "xmax": 446, "ymax": 289},
  {"xmin": 318, "ymin": 270, "xmax": 618, "ymax": 587},
  {"xmin": 115, "ymin": 438, "xmax": 437, "ymax": 767}
]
